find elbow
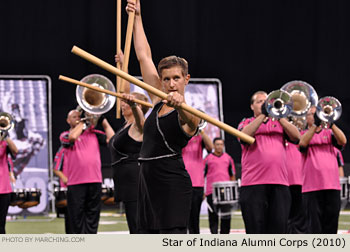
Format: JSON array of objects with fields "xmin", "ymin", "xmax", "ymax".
[
  {"xmin": 68, "ymin": 135, "xmax": 77, "ymax": 143},
  {"xmin": 338, "ymin": 138, "xmax": 347, "ymax": 147},
  {"xmin": 290, "ymin": 135, "xmax": 300, "ymax": 144},
  {"xmin": 13, "ymin": 149, "xmax": 18, "ymax": 156},
  {"xmin": 206, "ymin": 144, "xmax": 213, "ymax": 153},
  {"xmin": 299, "ymin": 141, "xmax": 308, "ymax": 149}
]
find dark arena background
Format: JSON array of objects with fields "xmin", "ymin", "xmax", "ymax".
[{"xmin": 1, "ymin": 0, "xmax": 350, "ymax": 182}]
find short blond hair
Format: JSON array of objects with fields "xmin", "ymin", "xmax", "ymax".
[
  {"xmin": 131, "ymin": 92, "xmax": 150, "ymax": 115},
  {"xmin": 157, "ymin": 56, "xmax": 188, "ymax": 78}
]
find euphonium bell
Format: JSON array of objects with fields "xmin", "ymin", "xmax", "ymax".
[
  {"xmin": 316, "ymin": 96, "xmax": 342, "ymax": 124},
  {"xmin": 0, "ymin": 112, "xmax": 15, "ymax": 141},
  {"xmin": 76, "ymin": 74, "xmax": 116, "ymax": 115},
  {"xmin": 281, "ymin": 80, "xmax": 318, "ymax": 117},
  {"xmin": 265, "ymin": 90, "xmax": 293, "ymax": 118}
]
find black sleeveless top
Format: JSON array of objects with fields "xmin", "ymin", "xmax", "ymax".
[
  {"xmin": 109, "ymin": 124, "xmax": 142, "ymax": 202},
  {"xmin": 139, "ymin": 102, "xmax": 192, "ymax": 160},
  {"xmin": 110, "ymin": 124, "xmax": 142, "ymax": 164}
]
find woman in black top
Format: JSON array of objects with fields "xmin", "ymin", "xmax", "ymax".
[
  {"xmin": 127, "ymin": 0, "xmax": 200, "ymax": 233},
  {"xmin": 105, "ymin": 52, "xmax": 150, "ymax": 233}
]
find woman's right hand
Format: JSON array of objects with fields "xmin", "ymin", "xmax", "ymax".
[{"xmin": 122, "ymin": 93, "xmax": 137, "ymax": 107}]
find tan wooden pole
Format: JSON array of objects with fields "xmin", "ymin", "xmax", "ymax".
[
  {"xmin": 71, "ymin": 45, "xmax": 255, "ymax": 144},
  {"xmin": 116, "ymin": 0, "xmax": 122, "ymax": 118},
  {"xmin": 59, "ymin": 75, "xmax": 153, "ymax": 108},
  {"xmin": 120, "ymin": 10, "xmax": 135, "ymax": 94}
]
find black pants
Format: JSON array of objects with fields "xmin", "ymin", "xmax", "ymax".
[
  {"xmin": 0, "ymin": 193, "xmax": 10, "ymax": 234},
  {"xmin": 206, "ymin": 194, "xmax": 231, "ymax": 234},
  {"xmin": 67, "ymin": 183, "xmax": 101, "ymax": 234},
  {"xmin": 288, "ymin": 185, "xmax": 307, "ymax": 234},
  {"xmin": 124, "ymin": 200, "xmax": 138, "ymax": 234},
  {"xmin": 239, "ymin": 184, "xmax": 291, "ymax": 234},
  {"xmin": 56, "ymin": 206, "xmax": 73, "ymax": 234},
  {"xmin": 188, "ymin": 187, "xmax": 204, "ymax": 234},
  {"xmin": 303, "ymin": 190, "xmax": 340, "ymax": 234}
]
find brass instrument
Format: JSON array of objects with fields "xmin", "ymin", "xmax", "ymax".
[
  {"xmin": 281, "ymin": 80, "xmax": 318, "ymax": 117},
  {"xmin": 76, "ymin": 74, "xmax": 116, "ymax": 115},
  {"xmin": 316, "ymin": 96, "xmax": 342, "ymax": 128},
  {"xmin": 0, "ymin": 112, "xmax": 15, "ymax": 141},
  {"xmin": 265, "ymin": 90, "xmax": 293, "ymax": 118},
  {"xmin": 281, "ymin": 80, "xmax": 318, "ymax": 130}
]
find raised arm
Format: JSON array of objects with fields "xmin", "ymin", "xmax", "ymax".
[
  {"xmin": 68, "ymin": 121, "xmax": 85, "ymax": 143},
  {"xmin": 200, "ymin": 130, "xmax": 213, "ymax": 152},
  {"xmin": 241, "ymin": 114, "xmax": 266, "ymax": 136},
  {"xmin": 122, "ymin": 93, "xmax": 145, "ymax": 134},
  {"xmin": 101, "ymin": 118, "xmax": 115, "ymax": 144},
  {"xmin": 331, "ymin": 124, "xmax": 347, "ymax": 146},
  {"xmin": 6, "ymin": 137, "xmax": 18, "ymax": 157},
  {"xmin": 299, "ymin": 125, "xmax": 317, "ymax": 148},
  {"xmin": 279, "ymin": 118, "xmax": 300, "ymax": 143},
  {"xmin": 127, "ymin": 0, "xmax": 162, "ymax": 104}
]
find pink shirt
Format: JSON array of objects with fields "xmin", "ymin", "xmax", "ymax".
[
  {"xmin": 285, "ymin": 142, "xmax": 303, "ymax": 186},
  {"xmin": 53, "ymin": 147, "xmax": 67, "ymax": 188},
  {"xmin": 335, "ymin": 148, "xmax": 344, "ymax": 166},
  {"xmin": 0, "ymin": 141, "xmax": 12, "ymax": 194},
  {"xmin": 301, "ymin": 129, "xmax": 341, "ymax": 192},
  {"xmin": 238, "ymin": 117, "xmax": 288, "ymax": 186},
  {"xmin": 204, "ymin": 153, "xmax": 235, "ymax": 196},
  {"xmin": 60, "ymin": 127, "xmax": 103, "ymax": 186},
  {"xmin": 182, "ymin": 135, "xmax": 205, "ymax": 187}
]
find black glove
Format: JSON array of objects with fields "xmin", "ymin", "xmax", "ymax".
[
  {"xmin": 261, "ymin": 101, "xmax": 269, "ymax": 117},
  {"xmin": 328, "ymin": 121, "xmax": 334, "ymax": 129},
  {"xmin": 313, "ymin": 114, "xmax": 322, "ymax": 127},
  {"xmin": 0, "ymin": 131, "xmax": 8, "ymax": 140}
]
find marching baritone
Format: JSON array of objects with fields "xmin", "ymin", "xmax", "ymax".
[
  {"xmin": 238, "ymin": 91, "xmax": 300, "ymax": 234},
  {"xmin": 285, "ymin": 119, "xmax": 306, "ymax": 234},
  {"xmin": 60, "ymin": 109, "xmax": 112, "ymax": 234},
  {"xmin": 299, "ymin": 108, "xmax": 347, "ymax": 233}
]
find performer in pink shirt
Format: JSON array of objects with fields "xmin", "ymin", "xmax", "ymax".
[
  {"xmin": 60, "ymin": 109, "xmax": 112, "ymax": 234},
  {"xmin": 0, "ymin": 135, "xmax": 18, "ymax": 234},
  {"xmin": 52, "ymin": 146, "xmax": 72, "ymax": 234},
  {"xmin": 182, "ymin": 129, "xmax": 213, "ymax": 234},
  {"xmin": 299, "ymin": 109, "xmax": 347, "ymax": 233},
  {"xmin": 238, "ymin": 90, "xmax": 300, "ymax": 234},
  {"xmin": 204, "ymin": 137, "xmax": 235, "ymax": 234},
  {"xmin": 285, "ymin": 130, "xmax": 306, "ymax": 233}
]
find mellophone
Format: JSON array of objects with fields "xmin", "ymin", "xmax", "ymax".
[
  {"xmin": 54, "ymin": 184, "xmax": 115, "ymax": 208},
  {"xmin": 10, "ymin": 188, "xmax": 41, "ymax": 209}
]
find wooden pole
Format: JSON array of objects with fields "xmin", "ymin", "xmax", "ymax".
[
  {"xmin": 116, "ymin": 0, "xmax": 122, "ymax": 118},
  {"xmin": 71, "ymin": 46, "xmax": 255, "ymax": 144},
  {"xmin": 120, "ymin": 11, "xmax": 135, "ymax": 93}
]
